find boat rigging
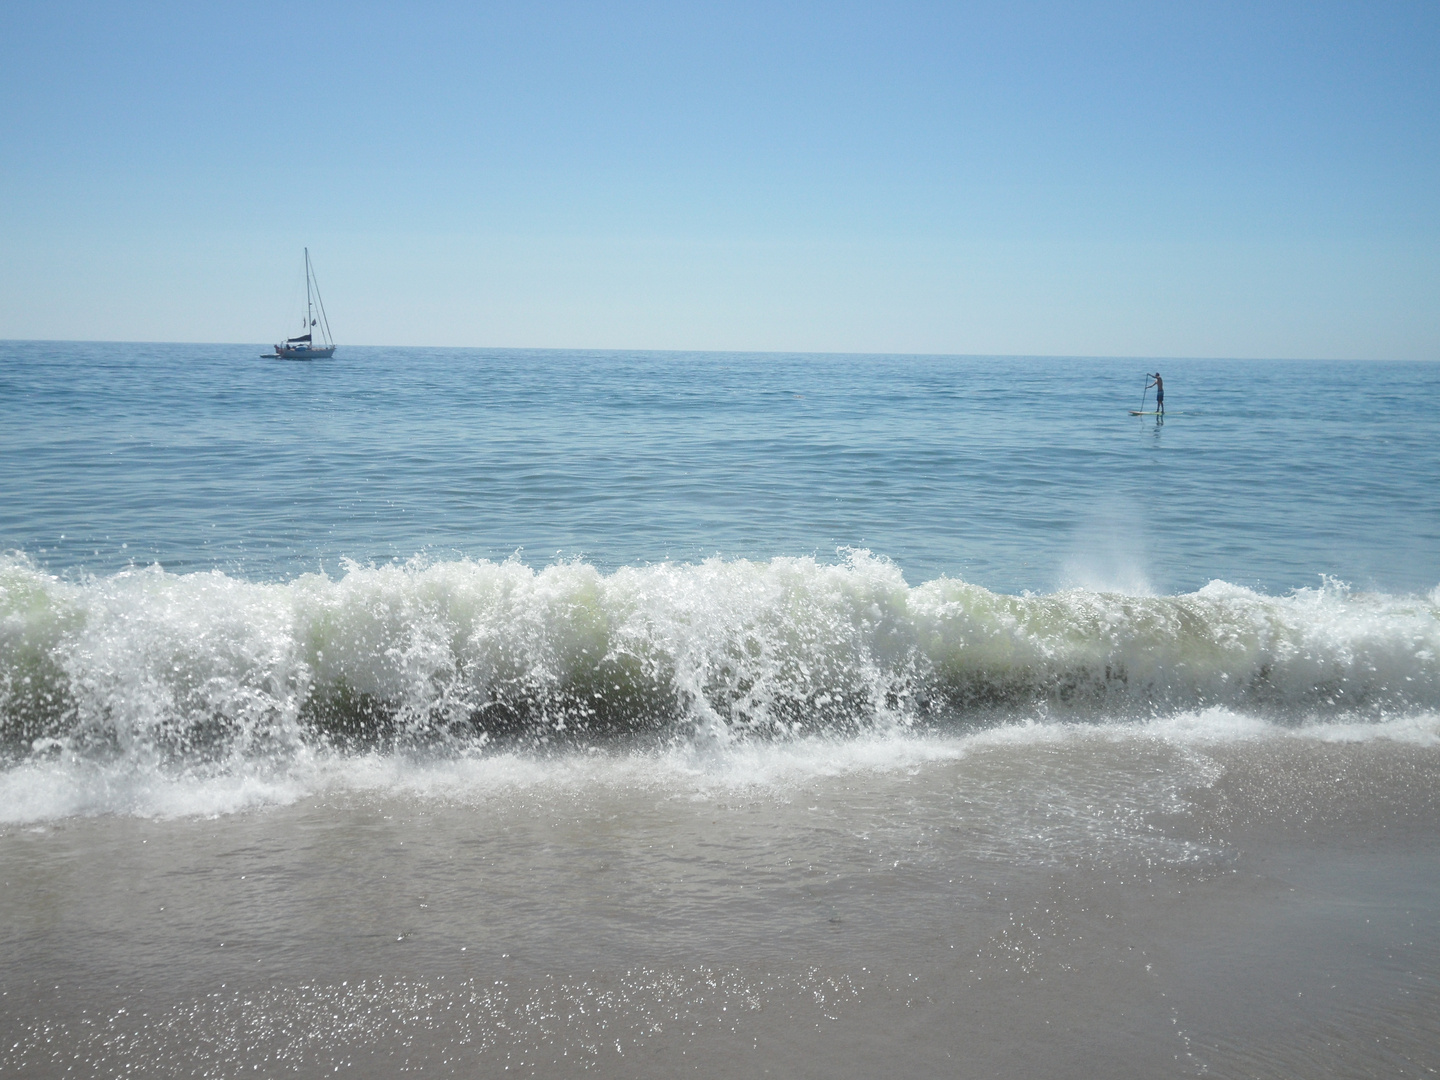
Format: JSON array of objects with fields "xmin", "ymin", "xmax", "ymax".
[{"xmin": 266, "ymin": 248, "xmax": 336, "ymax": 359}]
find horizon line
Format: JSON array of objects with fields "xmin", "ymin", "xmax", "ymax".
[{"xmin": 1, "ymin": 337, "xmax": 1429, "ymax": 365}]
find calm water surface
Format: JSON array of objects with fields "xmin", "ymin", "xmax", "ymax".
[
  {"xmin": 4, "ymin": 342, "xmax": 1437, "ymax": 593},
  {"xmin": 2, "ymin": 342, "xmax": 1438, "ymax": 1079}
]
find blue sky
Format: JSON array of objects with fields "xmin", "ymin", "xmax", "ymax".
[{"xmin": 1, "ymin": 1, "xmax": 1436, "ymax": 357}]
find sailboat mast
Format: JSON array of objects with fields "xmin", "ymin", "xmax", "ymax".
[{"xmin": 271, "ymin": 248, "xmax": 334, "ymax": 356}]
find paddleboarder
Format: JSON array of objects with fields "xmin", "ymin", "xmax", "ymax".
[{"xmin": 1145, "ymin": 372, "xmax": 1164, "ymax": 414}]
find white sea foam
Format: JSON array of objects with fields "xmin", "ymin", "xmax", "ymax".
[
  {"xmin": 3, "ymin": 710, "xmax": 1436, "ymax": 826},
  {"xmin": 2, "ymin": 551, "xmax": 1438, "ymax": 823}
]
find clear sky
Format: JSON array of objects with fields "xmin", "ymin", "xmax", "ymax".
[{"xmin": 1, "ymin": 1, "xmax": 1436, "ymax": 358}]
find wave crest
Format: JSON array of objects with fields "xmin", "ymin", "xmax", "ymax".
[{"xmin": 3, "ymin": 552, "xmax": 1438, "ymax": 768}]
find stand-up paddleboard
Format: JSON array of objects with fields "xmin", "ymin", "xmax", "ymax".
[{"xmin": 1129, "ymin": 410, "xmax": 1162, "ymax": 415}]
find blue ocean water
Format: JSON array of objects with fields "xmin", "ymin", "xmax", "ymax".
[
  {"xmin": 2, "ymin": 340, "xmax": 1439, "ymax": 799},
  {"xmin": 4, "ymin": 342, "xmax": 1440, "ymax": 1079},
  {"xmin": 4, "ymin": 341, "xmax": 1437, "ymax": 594}
]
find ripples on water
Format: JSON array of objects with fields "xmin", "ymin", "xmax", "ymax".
[
  {"xmin": 3, "ymin": 343, "xmax": 1438, "ymax": 592},
  {"xmin": 2, "ymin": 343, "xmax": 1439, "ymax": 1077}
]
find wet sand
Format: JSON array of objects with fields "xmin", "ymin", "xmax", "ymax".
[{"xmin": 3, "ymin": 730, "xmax": 1438, "ymax": 1078}]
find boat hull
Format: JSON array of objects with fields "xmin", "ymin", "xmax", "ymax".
[{"xmin": 271, "ymin": 346, "xmax": 336, "ymax": 359}]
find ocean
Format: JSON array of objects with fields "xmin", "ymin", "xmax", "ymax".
[{"xmin": 2, "ymin": 341, "xmax": 1438, "ymax": 1077}]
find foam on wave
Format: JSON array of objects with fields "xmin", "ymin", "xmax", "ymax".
[{"xmin": 2, "ymin": 550, "xmax": 1437, "ymax": 819}]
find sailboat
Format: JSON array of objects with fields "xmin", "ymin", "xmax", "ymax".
[{"xmin": 266, "ymin": 248, "xmax": 336, "ymax": 359}]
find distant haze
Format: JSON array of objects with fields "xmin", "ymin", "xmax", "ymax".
[{"xmin": 1, "ymin": 1, "xmax": 1436, "ymax": 359}]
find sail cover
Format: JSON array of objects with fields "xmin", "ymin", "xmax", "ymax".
[{"xmin": 286, "ymin": 334, "xmax": 313, "ymax": 343}]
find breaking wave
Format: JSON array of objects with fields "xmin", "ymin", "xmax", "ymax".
[{"xmin": 3, "ymin": 550, "xmax": 1436, "ymax": 771}]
